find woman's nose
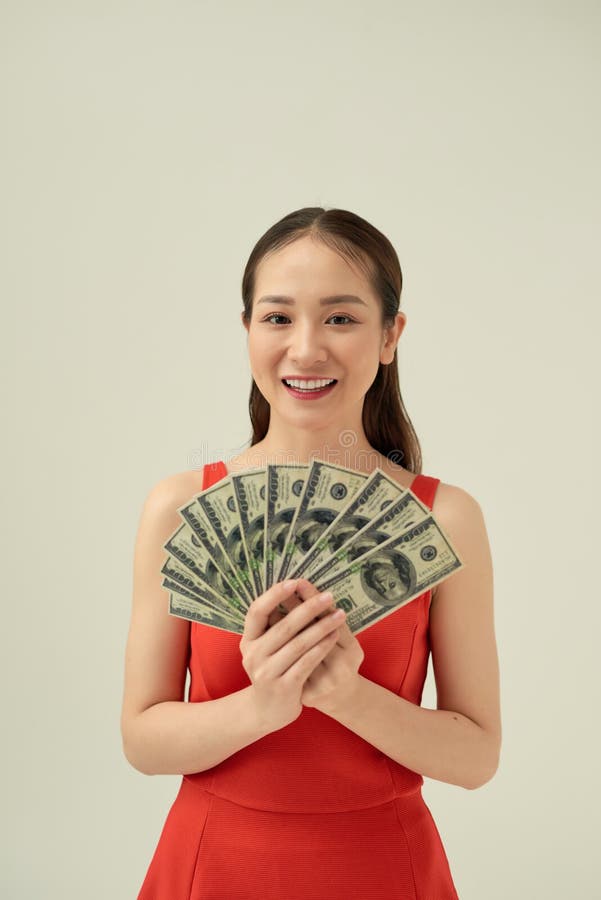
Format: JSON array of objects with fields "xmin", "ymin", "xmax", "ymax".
[{"xmin": 287, "ymin": 322, "xmax": 328, "ymax": 366}]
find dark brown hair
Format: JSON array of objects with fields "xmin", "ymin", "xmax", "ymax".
[{"xmin": 240, "ymin": 207, "xmax": 422, "ymax": 473}]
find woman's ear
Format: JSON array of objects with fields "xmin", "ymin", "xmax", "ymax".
[
  {"xmin": 380, "ymin": 312, "xmax": 406, "ymax": 365},
  {"xmin": 241, "ymin": 310, "xmax": 250, "ymax": 333}
]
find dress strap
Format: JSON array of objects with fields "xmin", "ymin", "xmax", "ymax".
[
  {"xmin": 409, "ymin": 473, "xmax": 441, "ymax": 511},
  {"xmin": 201, "ymin": 460, "xmax": 228, "ymax": 490}
]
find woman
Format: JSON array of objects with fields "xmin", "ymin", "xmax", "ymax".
[{"xmin": 121, "ymin": 206, "xmax": 501, "ymax": 899}]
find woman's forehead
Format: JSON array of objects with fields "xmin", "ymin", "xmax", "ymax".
[{"xmin": 255, "ymin": 238, "xmax": 373, "ymax": 296}]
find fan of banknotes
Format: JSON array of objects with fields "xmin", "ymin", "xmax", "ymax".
[{"xmin": 161, "ymin": 459, "xmax": 464, "ymax": 637}]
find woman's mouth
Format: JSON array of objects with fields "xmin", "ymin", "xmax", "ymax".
[{"xmin": 281, "ymin": 378, "xmax": 338, "ymax": 400}]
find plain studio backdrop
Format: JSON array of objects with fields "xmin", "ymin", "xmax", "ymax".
[{"xmin": 2, "ymin": 2, "xmax": 599, "ymax": 897}]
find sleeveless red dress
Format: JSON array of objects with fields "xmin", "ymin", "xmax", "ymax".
[{"xmin": 138, "ymin": 461, "xmax": 459, "ymax": 899}]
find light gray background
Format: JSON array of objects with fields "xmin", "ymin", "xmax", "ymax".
[{"xmin": 2, "ymin": 2, "xmax": 599, "ymax": 897}]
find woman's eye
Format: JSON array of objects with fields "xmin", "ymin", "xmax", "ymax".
[
  {"xmin": 328, "ymin": 314, "xmax": 355, "ymax": 325},
  {"xmin": 262, "ymin": 313, "xmax": 289, "ymax": 325}
]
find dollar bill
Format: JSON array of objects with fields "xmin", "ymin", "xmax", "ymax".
[
  {"xmin": 163, "ymin": 578, "xmax": 243, "ymax": 629},
  {"xmin": 164, "ymin": 522, "xmax": 250, "ymax": 617},
  {"xmin": 313, "ymin": 515, "xmax": 464, "ymax": 635},
  {"xmin": 177, "ymin": 494, "xmax": 251, "ymax": 606},
  {"xmin": 276, "ymin": 459, "xmax": 369, "ymax": 582},
  {"xmin": 169, "ymin": 592, "xmax": 244, "ymax": 635},
  {"xmin": 230, "ymin": 468, "xmax": 267, "ymax": 599},
  {"xmin": 160, "ymin": 557, "xmax": 246, "ymax": 623},
  {"xmin": 196, "ymin": 479, "xmax": 254, "ymax": 603},
  {"xmin": 289, "ymin": 468, "xmax": 417, "ymax": 580},
  {"xmin": 264, "ymin": 464, "xmax": 309, "ymax": 590},
  {"xmin": 304, "ymin": 487, "xmax": 430, "ymax": 585}
]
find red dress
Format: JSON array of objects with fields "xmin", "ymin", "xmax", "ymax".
[{"xmin": 138, "ymin": 461, "xmax": 459, "ymax": 899}]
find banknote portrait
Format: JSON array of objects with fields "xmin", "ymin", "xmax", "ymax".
[
  {"xmin": 267, "ymin": 507, "xmax": 295, "ymax": 556},
  {"xmin": 226, "ymin": 524, "xmax": 250, "ymax": 577},
  {"xmin": 362, "ymin": 551, "xmax": 415, "ymax": 607},
  {"xmin": 294, "ymin": 507, "xmax": 337, "ymax": 553},
  {"xmin": 326, "ymin": 515, "xmax": 371, "ymax": 553},
  {"xmin": 245, "ymin": 513, "xmax": 266, "ymax": 570}
]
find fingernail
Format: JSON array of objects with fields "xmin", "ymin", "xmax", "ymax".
[
  {"xmin": 319, "ymin": 591, "xmax": 333, "ymax": 603},
  {"xmin": 283, "ymin": 579, "xmax": 298, "ymax": 590}
]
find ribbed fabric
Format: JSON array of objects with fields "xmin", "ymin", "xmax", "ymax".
[{"xmin": 138, "ymin": 461, "xmax": 459, "ymax": 899}]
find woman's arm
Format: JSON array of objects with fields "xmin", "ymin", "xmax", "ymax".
[
  {"xmin": 120, "ymin": 474, "xmax": 271, "ymax": 776},
  {"xmin": 317, "ymin": 483, "xmax": 502, "ymax": 790}
]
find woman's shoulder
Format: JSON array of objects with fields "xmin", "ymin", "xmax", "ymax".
[
  {"xmin": 377, "ymin": 459, "xmax": 483, "ymax": 517},
  {"xmin": 430, "ymin": 478, "xmax": 485, "ymax": 527},
  {"xmin": 428, "ymin": 478, "xmax": 489, "ymax": 599},
  {"xmin": 140, "ymin": 468, "xmax": 205, "ymax": 523}
]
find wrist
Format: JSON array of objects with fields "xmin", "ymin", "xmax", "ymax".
[
  {"xmin": 244, "ymin": 684, "xmax": 285, "ymax": 737},
  {"xmin": 315, "ymin": 673, "xmax": 365, "ymax": 719}
]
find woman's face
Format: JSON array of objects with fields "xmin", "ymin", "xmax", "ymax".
[{"xmin": 242, "ymin": 236, "xmax": 405, "ymax": 432}]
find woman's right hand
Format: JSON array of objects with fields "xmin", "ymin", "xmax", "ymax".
[{"xmin": 240, "ymin": 578, "xmax": 345, "ymax": 733}]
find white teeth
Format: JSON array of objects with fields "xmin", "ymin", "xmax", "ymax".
[{"xmin": 284, "ymin": 378, "xmax": 336, "ymax": 390}]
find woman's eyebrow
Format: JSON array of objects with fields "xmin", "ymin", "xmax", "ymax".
[{"xmin": 256, "ymin": 294, "xmax": 368, "ymax": 307}]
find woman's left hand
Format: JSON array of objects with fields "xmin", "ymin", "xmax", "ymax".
[{"xmin": 291, "ymin": 580, "xmax": 365, "ymax": 715}]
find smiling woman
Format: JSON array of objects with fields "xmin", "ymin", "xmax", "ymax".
[{"xmin": 122, "ymin": 206, "xmax": 501, "ymax": 900}]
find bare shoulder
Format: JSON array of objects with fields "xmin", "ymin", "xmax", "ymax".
[
  {"xmin": 131, "ymin": 468, "xmax": 205, "ymax": 617},
  {"xmin": 429, "ymin": 481, "xmax": 490, "ymax": 600},
  {"xmin": 172, "ymin": 467, "xmax": 205, "ymax": 492},
  {"xmin": 132, "ymin": 469, "xmax": 204, "ymax": 616},
  {"xmin": 143, "ymin": 468, "xmax": 204, "ymax": 509},
  {"xmin": 431, "ymin": 480, "xmax": 486, "ymax": 529}
]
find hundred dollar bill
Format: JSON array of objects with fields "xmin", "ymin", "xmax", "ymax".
[
  {"xmin": 177, "ymin": 493, "xmax": 251, "ymax": 606},
  {"xmin": 196, "ymin": 479, "xmax": 254, "ymax": 603},
  {"xmin": 163, "ymin": 578, "xmax": 243, "ymax": 629},
  {"xmin": 264, "ymin": 464, "xmax": 309, "ymax": 590},
  {"xmin": 169, "ymin": 592, "xmax": 244, "ymax": 635},
  {"xmin": 276, "ymin": 459, "xmax": 369, "ymax": 582},
  {"xmin": 231, "ymin": 468, "xmax": 267, "ymax": 599},
  {"xmin": 289, "ymin": 468, "xmax": 419, "ymax": 580},
  {"xmin": 160, "ymin": 556, "xmax": 246, "ymax": 623},
  {"xmin": 164, "ymin": 521, "xmax": 250, "ymax": 617},
  {"xmin": 313, "ymin": 515, "xmax": 464, "ymax": 635},
  {"xmin": 304, "ymin": 487, "xmax": 430, "ymax": 585}
]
